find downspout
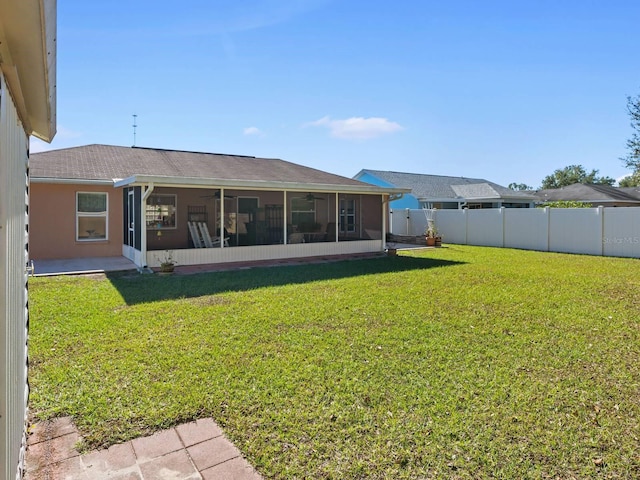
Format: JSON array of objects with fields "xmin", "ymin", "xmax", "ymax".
[
  {"xmin": 359, "ymin": 195, "xmax": 363, "ymax": 237},
  {"xmin": 334, "ymin": 192, "xmax": 339, "ymax": 242},
  {"xmin": 382, "ymin": 195, "xmax": 388, "ymax": 250},
  {"xmin": 284, "ymin": 191, "xmax": 288, "ymax": 244},
  {"xmin": 220, "ymin": 188, "xmax": 225, "ymax": 248},
  {"xmin": 141, "ymin": 183, "xmax": 154, "ymax": 268}
]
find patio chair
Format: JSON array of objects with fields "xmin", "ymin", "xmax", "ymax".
[
  {"xmin": 198, "ymin": 222, "xmax": 229, "ymax": 247},
  {"xmin": 288, "ymin": 232, "xmax": 304, "ymax": 244},
  {"xmin": 187, "ymin": 221, "xmax": 203, "ymax": 248}
]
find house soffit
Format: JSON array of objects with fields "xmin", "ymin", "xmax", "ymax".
[{"xmin": 0, "ymin": 0, "xmax": 56, "ymax": 141}]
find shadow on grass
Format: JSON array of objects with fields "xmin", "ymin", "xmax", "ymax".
[{"xmin": 107, "ymin": 255, "xmax": 464, "ymax": 305}]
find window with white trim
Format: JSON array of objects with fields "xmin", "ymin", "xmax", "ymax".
[
  {"xmin": 77, "ymin": 192, "xmax": 108, "ymax": 241},
  {"xmin": 146, "ymin": 194, "xmax": 177, "ymax": 229}
]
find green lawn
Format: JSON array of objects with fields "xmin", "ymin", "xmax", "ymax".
[{"xmin": 29, "ymin": 246, "xmax": 640, "ymax": 479}]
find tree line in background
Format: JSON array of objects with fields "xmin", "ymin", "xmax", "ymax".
[{"xmin": 510, "ymin": 92, "xmax": 640, "ymax": 190}]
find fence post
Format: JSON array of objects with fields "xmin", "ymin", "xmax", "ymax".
[
  {"xmin": 501, "ymin": 207, "xmax": 506, "ymax": 247},
  {"xmin": 464, "ymin": 208, "xmax": 469, "ymax": 245},
  {"xmin": 545, "ymin": 206, "xmax": 550, "ymax": 251},
  {"xmin": 405, "ymin": 208, "xmax": 410, "ymax": 235},
  {"xmin": 599, "ymin": 206, "xmax": 604, "ymax": 256}
]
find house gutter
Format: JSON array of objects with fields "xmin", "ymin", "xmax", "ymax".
[
  {"xmin": 114, "ymin": 175, "xmax": 409, "ymax": 197},
  {"xmin": 30, "ymin": 177, "xmax": 113, "ymax": 186}
]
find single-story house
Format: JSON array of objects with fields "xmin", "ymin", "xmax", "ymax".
[
  {"xmin": 1, "ymin": 0, "xmax": 56, "ymax": 478},
  {"xmin": 534, "ymin": 183, "xmax": 640, "ymax": 207},
  {"xmin": 354, "ymin": 169, "xmax": 536, "ymax": 209},
  {"xmin": 30, "ymin": 145, "xmax": 408, "ymax": 270}
]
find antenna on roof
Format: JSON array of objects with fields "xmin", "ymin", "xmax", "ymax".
[{"xmin": 132, "ymin": 114, "xmax": 138, "ymax": 147}]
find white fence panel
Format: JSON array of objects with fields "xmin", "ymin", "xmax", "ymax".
[
  {"xmin": 549, "ymin": 208, "xmax": 603, "ymax": 256},
  {"xmin": 389, "ymin": 208, "xmax": 431, "ymax": 236},
  {"xmin": 389, "ymin": 208, "xmax": 410, "ymax": 235},
  {"xmin": 433, "ymin": 210, "xmax": 467, "ymax": 244},
  {"xmin": 467, "ymin": 209, "xmax": 504, "ymax": 247},
  {"xmin": 504, "ymin": 208, "xmax": 549, "ymax": 251},
  {"xmin": 409, "ymin": 209, "xmax": 429, "ymax": 235},
  {"xmin": 603, "ymin": 207, "xmax": 640, "ymax": 258},
  {"xmin": 390, "ymin": 206, "xmax": 640, "ymax": 259}
]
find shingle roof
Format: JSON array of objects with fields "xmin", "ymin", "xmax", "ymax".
[
  {"xmin": 618, "ymin": 186, "xmax": 640, "ymax": 199},
  {"xmin": 534, "ymin": 183, "xmax": 640, "ymax": 203},
  {"xmin": 31, "ymin": 144, "xmax": 369, "ymax": 188},
  {"xmin": 358, "ymin": 170, "xmax": 535, "ymax": 200},
  {"xmin": 451, "ymin": 183, "xmax": 503, "ymax": 199}
]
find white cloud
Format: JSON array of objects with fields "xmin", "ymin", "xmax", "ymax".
[
  {"xmin": 306, "ymin": 116, "xmax": 403, "ymax": 140},
  {"xmin": 243, "ymin": 126, "xmax": 264, "ymax": 137},
  {"xmin": 29, "ymin": 138, "xmax": 52, "ymax": 153},
  {"xmin": 616, "ymin": 173, "xmax": 634, "ymax": 185},
  {"xmin": 30, "ymin": 125, "xmax": 82, "ymax": 153}
]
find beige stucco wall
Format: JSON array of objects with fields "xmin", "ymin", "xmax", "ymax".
[{"xmin": 30, "ymin": 183, "xmax": 123, "ymax": 259}]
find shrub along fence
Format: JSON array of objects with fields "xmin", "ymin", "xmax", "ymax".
[{"xmin": 389, "ymin": 207, "xmax": 640, "ymax": 258}]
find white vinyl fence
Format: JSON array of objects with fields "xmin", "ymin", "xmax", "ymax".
[{"xmin": 389, "ymin": 207, "xmax": 640, "ymax": 258}]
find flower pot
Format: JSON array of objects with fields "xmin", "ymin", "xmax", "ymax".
[
  {"xmin": 160, "ymin": 263, "xmax": 175, "ymax": 273},
  {"xmin": 426, "ymin": 236, "xmax": 442, "ymax": 247},
  {"xmin": 387, "ymin": 248, "xmax": 397, "ymax": 256}
]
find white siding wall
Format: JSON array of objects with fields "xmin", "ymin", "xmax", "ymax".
[
  {"xmin": 0, "ymin": 75, "xmax": 30, "ymax": 480},
  {"xmin": 390, "ymin": 207, "xmax": 640, "ymax": 259}
]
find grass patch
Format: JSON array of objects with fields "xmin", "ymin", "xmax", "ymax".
[{"xmin": 29, "ymin": 246, "xmax": 640, "ymax": 478}]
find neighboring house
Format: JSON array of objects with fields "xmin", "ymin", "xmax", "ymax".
[
  {"xmin": 0, "ymin": 1, "xmax": 56, "ymax": 479},
  {"xmin": 354, "ymin": 170, "xmax": 536, "ymax": 209},
  {"xmin": 31, "ymin": 145, "xmax": 407, "ymax": 269},
  {"xmin": 534, "ymin": 183, "xmax": 640, "ymax": 207}
]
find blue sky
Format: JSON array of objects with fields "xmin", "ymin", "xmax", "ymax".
[{"xmin": 31, "ymin": 0, "xmax": 640, "ymax": 188}]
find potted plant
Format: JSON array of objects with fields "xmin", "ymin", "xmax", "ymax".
[
  {"xmin": 157, "ymin": 250, "xmax": 177, "ymax": 273},
  {"xmin": 425, "ymin": 227, "xmax": 442, "ymax": 247},
  {"xmin": 386, "ymin": 241, "xmax": 398, "ymax": 256}
]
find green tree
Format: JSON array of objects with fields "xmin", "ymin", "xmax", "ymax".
[
  {"xmin": 622, "ymin": 92, "xmax": 640, "ymax": 175},
  {"xmin": 508, "ymin": 182, "xmax": 533, "ymax": 191},
  {"xmin": 537, "ymin": 200, "xmax": 592, "ymax": 208},
  {"xmin": 618, "ymin": 173, "xmax": 640, "ymax": 187},
  {"xmin": 540, "ymin": 165, "xmax": 615, "ymax": 189}
]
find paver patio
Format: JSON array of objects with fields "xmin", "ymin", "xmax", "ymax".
[{"xmin": 25, "ymin": 417, "xmax": 262, "ymax": 480}]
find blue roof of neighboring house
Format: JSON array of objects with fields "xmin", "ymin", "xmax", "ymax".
[{"xmin": 354, "ymin": 170, "xmax": 536, "ymax": 201}]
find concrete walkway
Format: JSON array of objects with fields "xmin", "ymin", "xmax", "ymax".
[
  {"xmin": 33, "ymin": 256, "xmax": 138, "ymax": 276},
  {"xmin": 25, "ymin": 417, "xmax": 262, "ymax": 480},
  {"xmin": 32, "ymin": 245, "xmax": 431, "ymax": 277}
]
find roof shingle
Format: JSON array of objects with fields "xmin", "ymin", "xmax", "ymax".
[
  {"xmin": 358, "ymin": 170, "xmax": 535, "ymax": 200},
  {"xmin": 31, "ymin": 144, "xmax": 369, "ymax": 188}
]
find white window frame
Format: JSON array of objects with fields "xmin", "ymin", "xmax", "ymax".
[
  {"xmin": 146, "ymin": 194, "xmax": 178, "ymax": 230},
  {"xmin": 76, "ymin": 191, "xmax": 108, "ymax": 242}
]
